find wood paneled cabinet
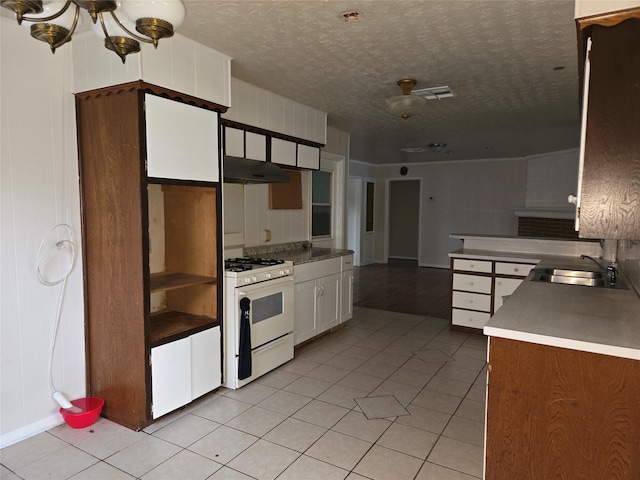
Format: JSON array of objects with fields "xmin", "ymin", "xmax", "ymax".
[
  {"xmin": 576, "ymin": 16, "xmax": 640, "ymax": 239},
  {"xmin": 76, "ymin": 81, "xmax": 225, "ymax": 430},
  {"xmin": 485, "ymin": 337, "xmax": 640, "ymax": 479}
]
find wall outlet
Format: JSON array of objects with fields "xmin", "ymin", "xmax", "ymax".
[{"xmin": 264, "ymin": 229, "xmax": 272, "ymax": 242}]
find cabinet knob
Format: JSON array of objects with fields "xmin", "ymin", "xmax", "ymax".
[
  {"xmin": 513, "ymin": 267, "xmax": 519, "ymax": 272},
  {"xmin": 568, "ymin": 194, "xmax": 578, "ymax": 205}
]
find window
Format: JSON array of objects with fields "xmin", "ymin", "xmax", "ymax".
[
  {"xmin": 312, "ymin": 170, "xmax": 332, "ymax": 237},
  {"xmin": 365, "ymin": 181, "xmax": 374, "ymax": 232}
]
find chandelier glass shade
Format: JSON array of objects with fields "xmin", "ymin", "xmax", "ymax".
[
  {"xmin": 386, "ymin": 78, "xmax": 427, "ymax": 121},
  {"xmin": 1, "ymin": 0, "xmax": 186, "ymax": 62}
]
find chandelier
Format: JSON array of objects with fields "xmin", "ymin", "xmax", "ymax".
[
  {"xmin": 385, "ymin": 79, "xmax": 427, "ymax": 121},
  {"xmin": 1, "ymin": 0, "xmax": 186, "ymax": 63}
]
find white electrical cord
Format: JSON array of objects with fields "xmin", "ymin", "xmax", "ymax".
[{"xmin": 36, "ymin": 224, "xmax": 81, "ymax": 412}]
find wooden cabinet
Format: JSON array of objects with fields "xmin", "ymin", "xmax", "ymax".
[
  {"xmin": 450, "ymin": 257, "xmax": 537, "ymax": 332},
  {"xmin": 485, "ymin": 337, "xmax": 640, "ymax": 479},
  {"xmin": 576, "ymin": 17, "xmax": 640, "ymax": 239},
  {"xmin": 76, "ymin": 81, "xmax": 225, "ymax": 430}
]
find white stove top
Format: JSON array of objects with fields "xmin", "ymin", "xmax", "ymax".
[{"xmin": 224, "ymin": 258, "xmax": 294, "ymax": 286}]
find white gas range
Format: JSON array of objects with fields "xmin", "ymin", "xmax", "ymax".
[{"xmin": 223, "ymin": 257, "xmax": 295, "ymax": 389}]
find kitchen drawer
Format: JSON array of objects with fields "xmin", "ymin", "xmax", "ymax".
[
  {"xmin": 452, "ymin": 273, "xmax": 492, "ymax": 293},
  {"xmin": 453, "ymin": 258, "xmax": 492, "ymax": 274},
  {"xmin": 294, "ymin": 257, "xmax": 342, "ymax": 284},
  {"xmin": 495, "ymin": 262, "xmax": 536, "ymax": 277},
  {"xmin": 494, "ymin": 277, "xmax": 523, "ymax": 312},
  {"xmin": 452, "ymin": 291, "xmax": 491, "ymax": 312},
  {"xmin": 341, "ymin": 254, "xmax": 354, "ymax": 271},
  {"xmin": 452, "ymin": 309, "xmax": 491, "ymax": 329}
]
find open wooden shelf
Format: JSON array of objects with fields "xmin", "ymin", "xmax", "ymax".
[
  {"xmin": 150, "ymin": 272, "xmax": 216, "ymax": 293},
  {"xmin": 149, "ymin": 310, "xmax": 219, "ymax": 346}
]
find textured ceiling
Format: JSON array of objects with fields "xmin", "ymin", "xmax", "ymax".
[
  {"xmin": 178, "ymin": 1, "xmax": 581, "ymax": 164},
  {"xmin": 183, "ymin": 1, "xmax": 581, "ymax": 163}
]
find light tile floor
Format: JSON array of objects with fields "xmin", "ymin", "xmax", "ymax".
[{"xmin": 1, "ymin": 308, "xmax": 487, "ymax": 480}]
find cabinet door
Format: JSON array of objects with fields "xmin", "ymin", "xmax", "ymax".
[
  {"xmin": 579, "ymin": 20, "xmax": 640, "ymax": 239},
  {"xmin": 318, "ymin": 273, "xmax": 340, "ymax": 332},
  {"xmin": 151, "ymin": 338, "xmax": 191, "ymax": 419},
  {"xmin": 271, "ymin": 138, "xmax": 297, "ymax": 166},
  {"xmin": 191, "ymin": 327, "xmax": 221, "ymax": 400},
  {"xmin": 145, "ymin": 94, "xmax": 219, "ymax": 182},
  {"xmin": 294, "ymin": 279, "xmax": 318, "ymax": 345},
  {"xmin": 341, "ymin": 269, "xmax": 354, "ymax": 322},
  {"xmin": 494, "ymin": 277, "xmax": 523, "ymax": 313},
  {"xmin": 297, "ymin": 144, "xmax": 320, "ymax": 170},
  {"xmin": 245, "ymin": 132, "xmax": 267, "ymax": 161},
  {"xmin": 225, "ymin": 126, "xmax": 245, "ymax": 158}
]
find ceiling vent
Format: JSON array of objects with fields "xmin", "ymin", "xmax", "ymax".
[{"xmin": 411, "ymin": 86, "xmax": 457, "ymax": 100}]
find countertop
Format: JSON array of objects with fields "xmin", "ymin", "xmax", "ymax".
[
  {"xmin": 483, "ymin": 255, "xmax": 640, "ymax": 360},
  {"xmin": 264, "ymin": 247, "xmax": 354, "ymax": 265}
]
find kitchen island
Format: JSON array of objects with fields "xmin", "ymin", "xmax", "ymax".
[{"xmin": 481, "ymin": 253, "xmax": 640, "ymax": 479}]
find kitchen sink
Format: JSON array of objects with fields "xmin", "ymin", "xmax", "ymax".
[{"xmin": 529, "ymin": 268, "xmax": 627, "ymax": 289}]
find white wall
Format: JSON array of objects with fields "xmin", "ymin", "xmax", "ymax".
[
  {"xmin": 374, "ymin": 158, "xmax": 528, "ymax": 267},
  {"xmin": 1, "ymin": 18, "xmax": 86, "ymax": 447},
  {"xmin": 525, "ymin": 149, "xmax": 579, "ymax": 208}
]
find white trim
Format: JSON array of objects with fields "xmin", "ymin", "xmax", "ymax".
[{"xmin": 1, "ymin": 414, "xmax": 64, "ymax": 449}]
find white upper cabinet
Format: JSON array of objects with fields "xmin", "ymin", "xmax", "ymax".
[
  {"xmin": 145, "ymin": 94, "xmax": 219, "ymax": 182},
  {"xmin": 224, "ymin": 127, "xmax": 245, "ymax": 158},
  {"xmin": 224, "ymin": 127, "xmax": 267, "ymax": 161},
  {"xmin": 245, "ymin": 132, "xmax": 267, "ymax": 161},
  {"xmin": 297, "ymin": 144, "xmax": 320, "ymax": 170},
  {"xmin": 271, "ymin": 138, "xmax": 297, "ymax": 166}
]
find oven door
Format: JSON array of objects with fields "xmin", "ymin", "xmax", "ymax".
[{"xmin": 233, "ymin": 275, "xmax": 294, "ymax": 354}]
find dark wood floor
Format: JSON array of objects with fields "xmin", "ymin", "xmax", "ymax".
[{"xmin": 353, "ymin": 259, "xmax": 451, "ymax": 319}]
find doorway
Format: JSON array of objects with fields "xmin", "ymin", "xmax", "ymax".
[{"xmin": 386, "ymin": 179, "xmax": 421, "ymax": 262}]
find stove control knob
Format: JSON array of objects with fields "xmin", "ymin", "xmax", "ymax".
[{"xmin": 265, "ymin": 273, "xmax": 272, "ymax": 279}]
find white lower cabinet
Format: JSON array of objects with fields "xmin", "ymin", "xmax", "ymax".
[
  {"xmin": 294, "ymin": 256, "xmax": 354, "ymax": 345},
  {"xmin": 151, "ymin": 326, "xmax": 221, "ymax": 419},
  {"xmin": 451, "ymin": 257, "xmax": 538, "ymax": 332}
]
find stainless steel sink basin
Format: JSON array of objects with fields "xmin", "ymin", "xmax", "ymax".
[
  {"xmin": 531, "ymin": 272, "xmax": 606, "ymax": 287},
  {"xmin": 536, "ymin": 268, "xmax": 604, "ymax": 279},
  {"xmin": 529, "ymin": 267, "xmax": 627, "ymax": 289}
]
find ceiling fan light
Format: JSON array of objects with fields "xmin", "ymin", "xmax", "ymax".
[
  {"xmin": 386, "ymin": 95, "xmax": 426, "ymax": 121},
  {"xmin": 386, "ymin": 78, "xmax": 427, "ymax": 121}
]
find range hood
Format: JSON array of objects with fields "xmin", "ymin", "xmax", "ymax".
[{"xmin": 223, "ymin": 156, "xmax": 290, "ymax": 184}]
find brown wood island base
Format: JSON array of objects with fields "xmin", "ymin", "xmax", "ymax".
[{"xmin": 485, "ymin": 337, "xmax": 640, "ymax": 480}]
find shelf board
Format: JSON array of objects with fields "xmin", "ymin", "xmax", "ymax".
[
  {"xmin": 150, "ymin": 272, "xmax": 216, "ymax": 293},
  {"xmin": 149, "ymin": 310, "xmax": 219, "ymax": 347}
]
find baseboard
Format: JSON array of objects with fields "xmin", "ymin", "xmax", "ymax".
[
  {"xmin": 0, "ymin": 414, "xmax": 64, "ymax": 448},
  {"xmin": 419, "ymin": 262, "xmax": 449, "ymax": 269}
]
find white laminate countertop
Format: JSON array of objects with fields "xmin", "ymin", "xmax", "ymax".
[{"xmin": 483, "ymin": 256, "xmax": 640, "ymax": 360}]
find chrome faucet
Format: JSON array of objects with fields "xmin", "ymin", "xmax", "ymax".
[{"xmin": 580, "ymin": 255, "xmax": 617, "ymax": 285}]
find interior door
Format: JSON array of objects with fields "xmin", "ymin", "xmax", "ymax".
[{"xmin": 388, "ymin": 179, "xmax": 420, "ymax": 260}]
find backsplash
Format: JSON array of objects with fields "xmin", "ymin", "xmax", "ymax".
[{"xmin": 518, "ymin": 217, "xmax": 578, "ymax": 239}]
